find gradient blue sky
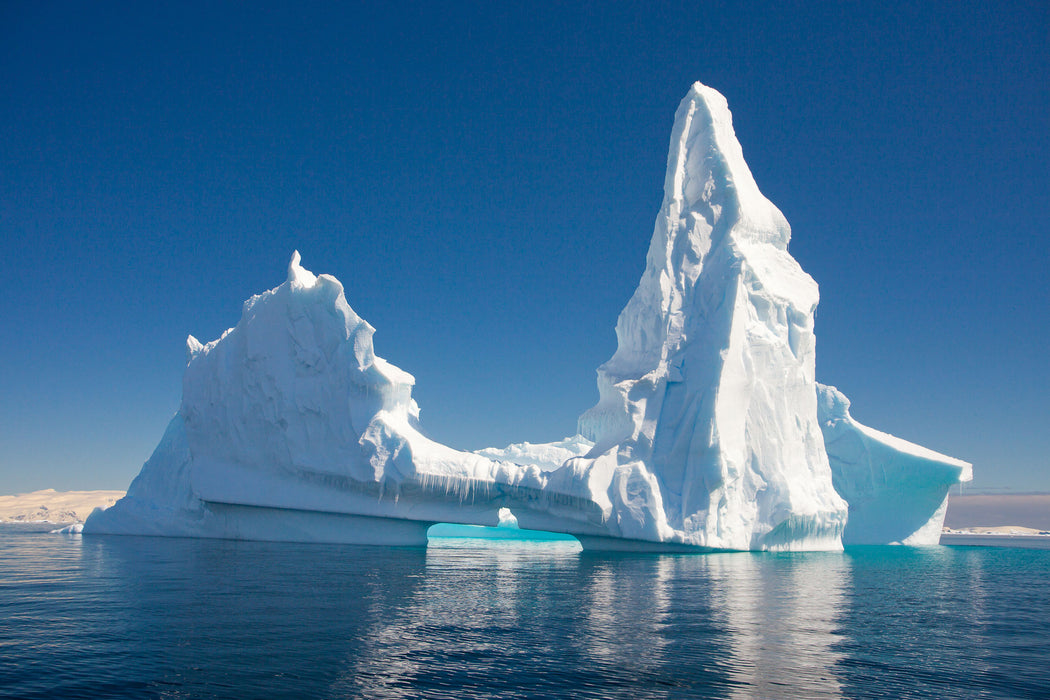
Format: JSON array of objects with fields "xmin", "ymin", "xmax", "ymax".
[{"xmin": 2, "ymin": 1, "xmax": 1047, "ymax": 494}]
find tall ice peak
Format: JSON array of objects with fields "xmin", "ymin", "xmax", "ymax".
[
  {"xmin": 574, "ymin": 81, "xmax": 845, "ymax": 549},
  {"xmin": 287, "ymin": 250, "xmax": 317, "ymax": 287}
]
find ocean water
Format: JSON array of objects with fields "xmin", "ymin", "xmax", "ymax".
[{"xmin": 1, "ymin": 530, "xmax": 1048, "ymax": 699}]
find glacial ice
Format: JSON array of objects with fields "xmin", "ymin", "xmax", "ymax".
[
  {"xmin": 569, "ymin": 82, "xmax": 847, "ymax": 550},
  {"xmin": 85, "ymin": 82, "xmax": 970, "ymax": 550},
  {"xmin": 817, "ymin": 384, "xmax": 972, "ymax": 544}
]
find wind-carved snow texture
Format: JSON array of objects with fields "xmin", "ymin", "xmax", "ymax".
[
  {"xmin": 85, "ymin": 82, "xmax": 970, "ymax": 550},
  {"xmin": 817, "ymin": 384, "xmax": 972, "ymax": 544},
  {"xmin": 87, "ymin": 253, "xmax": 549, "ymax": 544},
  {"xmin": 475, "ymin": 435, "xmax": 594, "ymax": 472}
]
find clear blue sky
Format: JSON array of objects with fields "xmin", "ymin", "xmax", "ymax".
[{"xmin": 1, "ymin": 1, "xmax": 1047, "ymax": 494}]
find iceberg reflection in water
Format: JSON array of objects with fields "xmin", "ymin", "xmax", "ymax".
[{"xmin": 1, "ymin": 530, "xmax": 1047, "ymax": 699}]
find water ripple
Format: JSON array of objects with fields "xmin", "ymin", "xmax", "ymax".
[{"xmin": 0, "ymin": 531, "xmax": 1048, "ymax": 698}]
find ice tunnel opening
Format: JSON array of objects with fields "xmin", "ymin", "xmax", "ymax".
[{"xmin": 426, "ymin": 507, "xmax": 580, "ymax": 545}]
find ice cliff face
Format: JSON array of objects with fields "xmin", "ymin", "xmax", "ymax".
[
  {"xmin": 572, "ymin": 83, "xmax": 847, "ymax": 550},
  {"xmin": 817, "ymin": 384, "xmax": 972, "ymax": 544},
  {"xmin": 86, "ymin": 82, "xmax": 969, "ymax": 550}
]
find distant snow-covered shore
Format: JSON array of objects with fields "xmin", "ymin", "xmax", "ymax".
[
  {"xmin": 944, "ymin": 493, "xmax": 1050, "ymax": 532},
  {"xmin": 943, "ymin": 525, "xmax": 1049, "ymax": 536},
  {"xmin": 0, "ymin": 489, "xmax": 125, "ymax": 524}
]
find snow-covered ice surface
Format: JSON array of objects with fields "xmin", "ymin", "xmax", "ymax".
[
  {"xmin": 817, "ymin": 384, "xmax": 972, "ymax": 544},
  {"xmin": 86, "ymin": 82, "xmax": 970, "ymax": 550},
  {"xmin": 475, "ymin": 435, "xmax": 594, "ymax": 471}
]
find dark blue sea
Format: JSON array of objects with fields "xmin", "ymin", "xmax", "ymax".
[{"xmin": 2, "ymin": 529, "xmax": 1048, "ymax": 699}]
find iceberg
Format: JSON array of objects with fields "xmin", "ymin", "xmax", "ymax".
[{"xmin": 86, "ymin": 82, "xmax": 970, "ymax": 550}]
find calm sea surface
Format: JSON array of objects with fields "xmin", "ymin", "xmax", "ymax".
[{"xmin": 1, "ymin": 529, "xmax": 1048, "ymax": 699}]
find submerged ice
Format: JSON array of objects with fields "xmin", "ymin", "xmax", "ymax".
[{"xmin": 86, "ymin": 83, "xmax": 970, "ymax": 549}]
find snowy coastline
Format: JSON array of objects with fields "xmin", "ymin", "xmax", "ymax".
[
  {"xmin": 942, "ymin": 526, "xmax": 1049, "ymax": 537},
  {"xmin": 0, "ymin": 489, "xmax": 125, "ymax": 525},
  {"xmin": 940, "ymin": 530, "xmax": 1050, "ymax": 550}
]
